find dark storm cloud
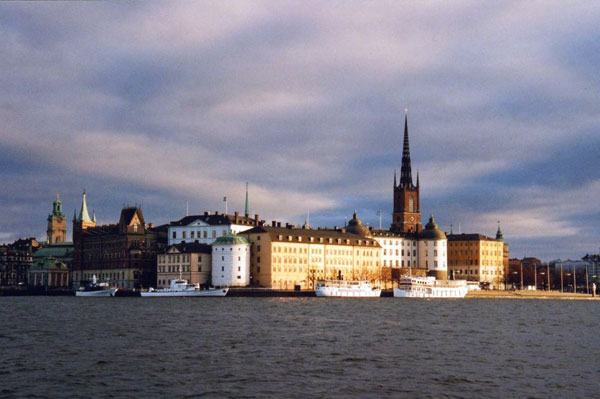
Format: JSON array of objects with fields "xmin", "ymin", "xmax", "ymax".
[{"xmin": 1, "ymin": 1, "xmax": 599, "ymax": 260}]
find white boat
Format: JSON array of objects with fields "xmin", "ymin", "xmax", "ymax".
[
  {"xmin": 75, "ymin": 275, "xmax": 118, "ymax": 297},
  {"xmin": 315, "ymin": 280, "xmax": 381, "ymax": 297},
  {"xmin": 141, "ymin": 279, "xmax": 228, "ymax": 297},
  {"xmin": 393, "ymin": 276, "xmax": 468, "ymax": 298}
]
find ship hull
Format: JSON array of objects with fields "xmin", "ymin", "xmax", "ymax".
[
  {"xmin": 315, "ymin": 287, "xmax": 381, "ymax": 297},
  {"xmin": 140, "ymin": 288, "xmax": 228, "ymax": 297},
  {"xmin": 75, "ymin": 288, "xmax": 118, "ymax": 297},
  {"xmin": 393, "ymin": 287, "xmax": 467, "ymax": 298}
]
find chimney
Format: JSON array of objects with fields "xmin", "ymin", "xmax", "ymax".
[
  {"xmin": 204, "ymin": 211, "xmax": 209, "ymax": 216},
  {"xmin": 234, "ymin": 211, "xmax": 239, "ymax": 224},
  {"xmin": 254, "ymin": 214, "xmax": 259, "ymax": 226},
  {"xmin": 334, "ymin": 226, "xmax": 338, "ymax": 230},
  {"xmin": 272, "ymin": 220, "xmax": 276, "ymax": 227},
  {"xmin": 149, "ymin": 223, "xmax": 154, "ymax": 228},
  {"xmin": 341, "ymin": 228, "xmax": 346, "ymax": 233},
  {"xmin": 215, "ymin": 211, "xmax": 219, "ymax": 215},
  {"xmin": 277, "ymin": 222, "xmax": 281, "ymax": 227}
]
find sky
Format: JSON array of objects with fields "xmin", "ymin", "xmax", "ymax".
[{"xmin": 1, "ymin": 1, "xmax": 599, "ymax": 261}]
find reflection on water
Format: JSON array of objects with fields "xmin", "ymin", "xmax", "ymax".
[{"xmin": 1, "ymin": 297, "xmax": 598, "ymax": 398}]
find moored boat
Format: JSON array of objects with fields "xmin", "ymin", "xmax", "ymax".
[
  {"xmin": 315, "ymin": 280, "xmax": 381, "ymax": 297},
  {"xmin": 393, "ymin": 276, "xmax": 468, "ymax": 298},
  {"xmin": 75, "ymin": 275, "xmax": 118, "ymax": 297},
  {"xmin": 140, "ymin": 279, "xmax": 228, "ymax": 297}
]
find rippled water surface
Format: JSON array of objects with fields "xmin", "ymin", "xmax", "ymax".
[{"xmin": 1, "ymin": 297, "xmax": 599, "ymax": 398}]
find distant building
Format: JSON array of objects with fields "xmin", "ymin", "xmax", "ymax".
[
  {"xmin": 71, "ymin": 191, "xmax": 163, "ymax": 289},
  {"xmin": 156, "ymin": 242, "xmax": 212, "ymax": 288},
  {"xmin": 47, "ymin": 194, "xmax": 67, "ymax": 244},
  {"xmin": 0, "ymin": 238, "xmax": 40, "ymax": 286},
  {"xmin": 211, "ymin": 234, "xmax": 251, "ymax": 287},
  {"xmin": 447, "ymin": 233, "xmax": 505, "ymax": 289},
  {"xmin": 167, "ymin": 212, "xmax": 257, "ymax": 246},
  {"xmin": 28, "ymin": 257, "xmax": 69, "ymax": 288},
  {"xmin": 241, "ymin": 221, "xmax": 382, "ymax": 290}
]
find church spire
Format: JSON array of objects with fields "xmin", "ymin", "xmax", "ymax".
[
  {"xmin": 79, "ymin": 190, "xmax": 92, "ymax": 223},
  {"xmin": 400, "ymin": 108, "xmax": 413, "ymax": 188},
  {"xmin": 244, "ymin": 182, "xmax": 249, "ymax": 217},
  {"xmin": 496, "ymin": 221, "xmax": 503, "ymax": 241},
  {"xmin": 393, "ymin": 169, "xmax": 397, "ymax": 187}
]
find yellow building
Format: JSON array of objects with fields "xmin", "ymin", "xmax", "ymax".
[
  {"xmin": 241, "ymin": 223, "xmax": 382, "ymax": 290},
  {"xmin": 156, "ymin": 243, "xmax": 212, "ymax": 288},
  {"xmin": 447, "ymin": 233, "xmax": 506, "ymax": 289}
]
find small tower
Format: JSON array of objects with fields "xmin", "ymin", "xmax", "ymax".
[
  {"xmin": 72, "ymin": 190, "xmax": 96, "ymax": 244},
  {"xmin": 496, "ymin": 221, "xmax": 504, "ymax": 241},
  {"xmin": 47, "ymin": 194, "xmax": 67, "ymax": 244},
  {"xmin": 211, "ymin": 234, "xmax": 251, "ymax": 287},
  {"xmin": 244, "ymin": 182, "xmax": 250, "ymax": 218},
  {"xmin": 417, "ymin": 215, "xmax": 448, "ymax": 279}
]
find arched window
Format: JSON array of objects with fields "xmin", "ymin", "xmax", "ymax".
[{"xmin": 409, "ymin": 196, "xmax": 414, "ymax": 212}]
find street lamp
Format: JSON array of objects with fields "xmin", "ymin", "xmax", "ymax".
[
  {"xmin": 565, "ymin": 272, "xmax": 572, "ymax": 292},
  {"xmin": 560, "ymin": 262, "xmax": 564, "ymax": 293}
]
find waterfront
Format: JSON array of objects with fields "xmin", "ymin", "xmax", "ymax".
[{"xmin": 1, "ymin": 298, "xmax": 599, "ymax": 398}]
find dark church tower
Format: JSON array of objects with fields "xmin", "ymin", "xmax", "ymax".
[{"xmin": 391, "ymin": 110, "xmax": 421, "ymax": 233}]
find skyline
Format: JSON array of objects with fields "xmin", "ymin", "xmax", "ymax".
[{"xmin": 1, "ymin": 2, "xmax": 599, "ymax": 261}]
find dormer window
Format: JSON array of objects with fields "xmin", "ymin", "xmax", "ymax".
[{"xmin": 133, "ymin": 224, "xmax": 138, "ymax": 233}]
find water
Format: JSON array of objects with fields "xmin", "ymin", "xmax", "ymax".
[{"xmin": 1, "ymin": 297, "xmax": 599, "ymax": 398}]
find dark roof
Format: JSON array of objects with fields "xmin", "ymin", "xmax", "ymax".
[
  {"xmin": 242, "ymin": 226, "xmax": 381, "ymax": 247},
  {"xmin": 370, "ymin": 230, "xmax": 418, "ymax": 239},
  {"xmin": 167, "ymin": 242, "xmax": 212, "ymax": 254},
  {"xmin": 33, "ymin": 243, "xmax": 74, "ymax": 259},
  {"xmin": 447, "ymin": 233, "xmax": 498, "ymax": 242},
  {"xmin": 170, "ymin": 213, "xmax": 256, "ymax": 227},
  {"xmin": 83, "ymin": 224, "xmax": 120, "ymax": 236},
  {"xmin": 150, "ymin": 223, "xmax": 169, "ymax": 233},
  {"xmin": 120, "ymin": 207, "xmax": 145, "ymax": 226}
]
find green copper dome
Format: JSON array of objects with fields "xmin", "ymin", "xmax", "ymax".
[{"xmin": 212, "ymin": 234, "xmax": 249, "ymax": 245}]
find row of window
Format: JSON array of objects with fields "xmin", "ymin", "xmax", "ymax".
[
  {"xmin": 158, "ymin": 255, "xmax": 195, "ymax": 263},
  {"xmin": 274, "ymin": 235, "xmax": 378, "ymax": 246},
  {"xmin": 383, "ymin": 249, "xmax": 417, "ymax": 257},
  {"xmin": 172, "ymin": 229, "xmax": 229, "ymax": 240},
  {"xmin": 158, "ymin": 266, "xmax": 193, "ymax": 273},
  {"xmin": 377, "ymin": 240, "xmax": 417, "ymax": 247},
  {"xmin": 383, "ymin": 260, "xmax": 417, "ymax": 267}
]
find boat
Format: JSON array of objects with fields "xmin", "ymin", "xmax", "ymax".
[
  {"xmin": 75, "ymin": 275, "xmax": 118, "ymax": 297},
  {"xmin": 393, "ymin": 276, "xmax": 468, "ymax": 298},
  {"xmin": 140, "ymin": 278, "xmax": 228, "ymax": 297},
  {"xmin": 315, "ymin": 280, "xmax": 381, "ymax": 297}
]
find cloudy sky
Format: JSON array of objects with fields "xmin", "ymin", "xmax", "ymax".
[{"xmin": 1, "ymin": 1, "xmax": 599, "ymax": 260}]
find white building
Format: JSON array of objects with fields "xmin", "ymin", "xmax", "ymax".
[
  {"xmin": 211, "ymin": 234, "xmax": 251, "ymax": 287},
  {"xmin": 168, "ymin": 211, "xmax": 258, "ymax": 245},
  {"xmin": 417, "ymin": 215, "xmax": 448, "ymax": 279},
  {"xmin": 372, "ymin": 232, "xmax": 418, "ymax": 269}
]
